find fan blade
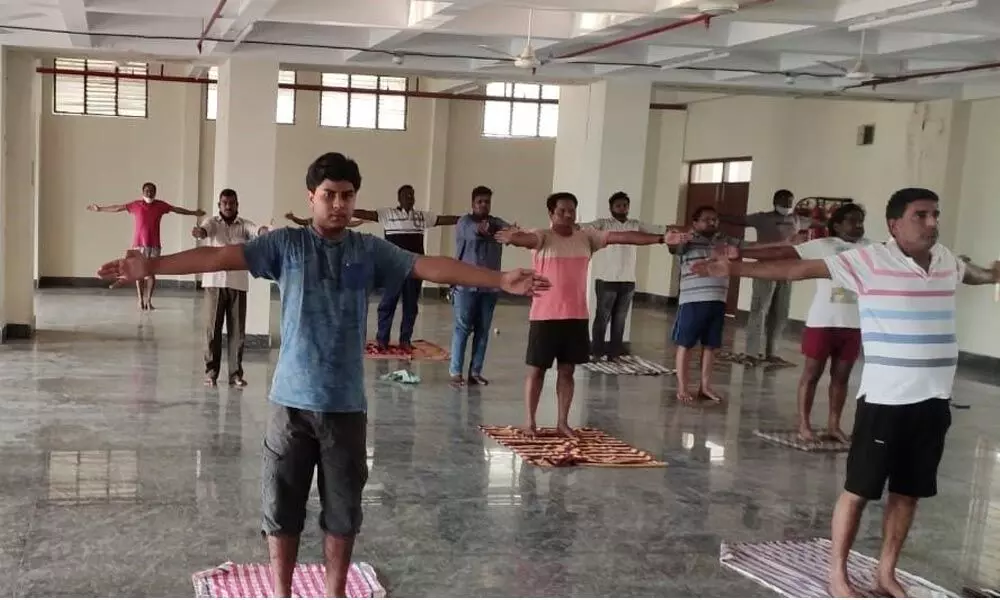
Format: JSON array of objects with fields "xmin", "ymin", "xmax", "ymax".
[
  {"xmin": 818, "ymin": 61, "xmax": 849, "ymax": 74},
  {"xmin": 476, "ymin": 44, "xmax": 515, "ymax": 59}
]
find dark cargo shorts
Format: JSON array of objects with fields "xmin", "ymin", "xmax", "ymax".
[{"xmin": 260, "ymin": 403, "xmax": 368, "ymax": 538}]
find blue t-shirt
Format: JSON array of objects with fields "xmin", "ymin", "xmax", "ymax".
[
  {"xmin": 455, "ymin": 214, "xmax": 508, "ymax": 292},
  {"xmin": 243, "ymin": 227, "xmax": 417, "ymax": 413}
]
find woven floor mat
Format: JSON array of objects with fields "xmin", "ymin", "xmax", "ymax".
[
  {"xmin": 479, "ymin": 425, "xmax": 666, "ymax": 468},
  {"xmin": 716, "ymin": 350, "xmax": 796, "ymax": 369},
  {"xmin": 192, "ymin": 561, "xmax": 385, "ymax": 598},
  {"xmin": 720, "ymin": 538, "xmax": 955, "ymax": 598},
  {"xmin": 963, "ymin": 586, "xmax": 1000, "ymax": 597},
  {"xmin": 581, "ymin": 355, "xmax": 675, "ymax": 376},
  {"xmin": 364, "ymin": 339, "xmax": 449, "ymax": 361},
  {"xmin": 753, "ymin": 428, "xmax": 851, "ymax": 453}
]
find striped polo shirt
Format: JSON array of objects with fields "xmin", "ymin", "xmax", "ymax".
[
  {"xmin": 671, "ymin": 232, "xmax": 743, "ymax": 304},
  {"xmin": 824, "ymin": 239, "xmax": 966, "ymax": 406},
  {"xmin": 376, "ymin": 207, "xmax": 437, "ymax": 254}
]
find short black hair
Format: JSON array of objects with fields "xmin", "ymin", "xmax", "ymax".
[
  {"xmin": 472, "ymin": 185, "xmax": 492, "ymax": 200},
  {"xmin": 886, "ymin": 187, "xmax": 938, "ymax": 220},
  {"xmin": 546, "ymin": 192, "xmax": 578, "ymax": 213},
  {"xmin": 608, "ymin": 191, "xmax": 629, "ymax": 207},
  {"xmin": 306, "ymin": 153, "xmax": 362, "ymax": 193},
  {"xmin": 692, "ymin": 205, "xmax": 717, "ymax": 221},
  {"xmin": 773, "ymin": 189, "xmax": 793, "ymax": 204},
  {"xmin": 828, "ymin": 202, "xmax": 864, "ymax": 232},
  {"xmin": 142, "ymin": 182, "xmax": 156, "ymax": 192},
  {"xmin": 398, "ymin": 184, "xmax": 414, "ymax": 195},
  {"xmin": 219, "ymin": 188, "xmax": 238, "ymax": 201}
]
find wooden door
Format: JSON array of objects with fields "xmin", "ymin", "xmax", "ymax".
[
  {"xmin": 684, "ymin": 183, "xmax": 721, "ymax": 223},
  {"xmin": 719, "ymin": 182, "xmax": 750, "ymax": 314}
]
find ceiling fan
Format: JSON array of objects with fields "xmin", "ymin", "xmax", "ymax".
[{"xmin": 474, "ymin": 8, "xmax": 565, "ymax": 71}]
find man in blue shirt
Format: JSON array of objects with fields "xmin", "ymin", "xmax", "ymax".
[
  {"xmin": 450, "ymin": 185, "xmax": 509, "ymax": 386},
  {"xmin": 97, "ymin": 152, "xmax": 550, "ymax": 598}
]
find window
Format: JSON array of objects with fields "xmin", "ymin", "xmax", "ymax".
[
  {"xmin": 689, "ymin": 160, "xmax": 753, "ymax": 184},
  {"xmin": 205, "ymin": 67, "xmax": 298, "ymax": 124},
  {"xmin": 319, "ymin": 73, "xmax": 407, "ymax": 130},
  {"xmin": 482, "ymin": 82, "xmax": 559, "ymax": 138},
  {"xmin": 54, "ymin": 57, "xmax": 148, "ymax": 117}
]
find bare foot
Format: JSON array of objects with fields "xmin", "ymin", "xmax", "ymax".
[
  {"xmin": 797, "ymin": 425, "xmax": 816, "ymax": 442},
  {"xmin": 204, "ymin": 375, "xmax": 217, "ymax": 387},
  {"xmin": 521, "ymin": 423, "xmax": 537, "ymax": 437},
  {"xmin": 450, "ymin": 374, "xmax": 466, "ymax": 387},
  {"xmin": 146, "ymin": 303, "xmax": 155, "ymax": 311},
  {"xmin": 825, "ymin": 427, "xmax": 850, "ymax": 443},
  {"xmin": 697, "ymin": 386, "xmax": 724, "ymax": 404},
  {"xmin": 876, "ymin": 572, "xmax": 909, "ymax": 598},
  {"xmin": 676, "ymin": 389, "xmax": 696, "ymax": 405},
  {"xmin": 556, "ymin": 423, "xmax": 578, "ymax": 438},
  {"xmin": 828, "ymin": 573, "xmax": 860, "ymax": 598}
]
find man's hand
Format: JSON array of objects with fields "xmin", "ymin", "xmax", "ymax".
[
  {"xmin": 86, "ymin": 204, "xmax": 98, "ymax": 212},
  {"xmin": 665, "ymin": 230, "xmax": 691, "ymax": 246},
  {"xmin": 494, "ymin": 228, "xmax": 516, "ymax": 244},
  {"xmin": 991, "ymin": 260, "xmax": 1000, "ymax": 283},
  {"xmin": 690, "ymin": 255, "xmax": 732, "ymax": 278},
  {"xmin": 97, "ymin": 249, "xmax": 152, "ymax": 287},
  {"xmin": 192, "ymin": 226, "xmax": 208, "ymax": 240},
  {"xmin": 476, "ymin": 220, "xmax": 491, "ymax": 236},
  {"xmin": 958, "ymin": 254, "xmax": 972, "ymax": 263},
  {"xmin": 499, "ymin": 269, "xmax": 551, "ymax": 296}
]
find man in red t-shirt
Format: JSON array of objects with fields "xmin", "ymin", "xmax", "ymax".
[{"xmin": 87, "ymin": 182, "xmax": 205, "ymax": 310}]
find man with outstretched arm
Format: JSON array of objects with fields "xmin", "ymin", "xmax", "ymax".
[
  {"xmin": 97, "ymin": 152, "xmax": 550, "ymax": 598},
  {"xmin": 692, "ymin": 187, "xmax": 999, "ymax": 598},
  {"xmin": 496, "ymin": 191, "xmax": 687, "ymax": 437}
]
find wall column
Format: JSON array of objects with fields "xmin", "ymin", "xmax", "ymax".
[
  {"xmin": 213, "ymin": 58, "xmax": 278, "ymax": 345},
  {"xmin": 551, "ymin": 80, "xmax": 653, "ymax": 345}
]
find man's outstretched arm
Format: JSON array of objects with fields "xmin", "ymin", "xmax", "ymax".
[
  {"xmin": 959, "ymin": 256, "xmax": 1000, "ymax": 285},
  {"xmin": 605, "ymin": 230, "xmax": 690, "ymax": 246},
  {"xmin": 693, "ymin": 256, "xmax": 830, "ymax": 282},
  {"xmin": 171, "ymin": 206, "xmax": 207, "ymax": 217},
  {"xmin": 98, "ymin": 246, "xmax": 247, "ymax": 284},
  {"xmin": 86, "ymin": 203, "xmax": 128, "ymax": 213},
  {"xmin": 495, "ymin": 229, "xmax": 541, "ymax": 249},
  {"xmin": 433, "ymin": 215, "xmax": 461, "ymax": 227},
  {"xmin": 353, "ymin": 208, "xmax": 379, "ymax": 222}
]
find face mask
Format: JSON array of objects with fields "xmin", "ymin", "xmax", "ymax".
[
  {"xmin": 775, "ymin": 206, "xmax": 792, "ymax": 216},
  {"xmin": 142, "ymin": 195, "xmax": 153, "ymax": 203}
]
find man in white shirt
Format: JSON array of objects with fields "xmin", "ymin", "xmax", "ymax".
[
  {"xmin": 580, "ymin": 191, "xmax": 667, "ymax": 360},
  {"xmin": 740, "ymin": 203, "xmax": 869, "ymax": 442},
  {"xmin": 192, "ymin": 189, "xmax": 268, "ymax": 387},
  {"xmin": 693, "ymin": 188, "xmax": 1000, "ymax": 597},
  {"xmin": 353, "ymin": 184, "xmax": 461, "ymax": 352}
]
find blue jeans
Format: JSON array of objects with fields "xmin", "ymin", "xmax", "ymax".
[
  {"xmin": 376, "ymin": 276, "xmax": 422, "ymax": 346},
  {"xmin": 449, "ymin": 289, "xmax": 498, "ymax": 377}
]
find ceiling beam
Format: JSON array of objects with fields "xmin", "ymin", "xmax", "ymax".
[
  {"xmin": 201, "ymin": 0, "xmax": 283, "ymax": 57},
  {"xmin": 58, "ymin": 0, "xmax": 92, "ymax": 47}
]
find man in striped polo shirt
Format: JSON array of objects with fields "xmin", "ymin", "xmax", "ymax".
[
  {"xmin": 669, "ymin": 205, "xmax": 743, "ymax": 404},
  {"xmin": 354, "ymin": 184, "xmax": 461, "ymax": 351},
  {"xmin": 693, "ymin": 187, "xmax": 1000, "ymax": 597}
]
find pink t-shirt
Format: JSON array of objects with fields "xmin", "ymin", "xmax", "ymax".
[
  {"xmin": 126, "ymin": 199, "xmax": 173, "ymax": 248},
  {"xmin": 529, "ymin": 228, "xmax": 607, "ymax": 321}
]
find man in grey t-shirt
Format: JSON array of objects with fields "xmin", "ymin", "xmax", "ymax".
[{"xmin": 721, "ymin": 189, "xmax": 808, "ymax": 363}]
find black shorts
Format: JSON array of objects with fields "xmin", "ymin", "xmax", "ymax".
[
  {"xmin": 844, "ymin": 396, "xmax": 951, "ymax": 500},
  {"xmin": 260, "ymin": 403, "xmax": 368, "ymax": 537},
  {"xmin": 526, "ymin": 319, "xmax": 590, "ymax": 368}
]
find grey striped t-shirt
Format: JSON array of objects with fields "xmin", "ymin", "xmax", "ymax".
[{"xmin": 670, "ymin": 232, "xmax": 743, "ymax": 304}]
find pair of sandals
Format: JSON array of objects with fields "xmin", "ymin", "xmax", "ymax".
[{"xmin": 204, "ymin": 374, "xmax": 247, "ymax": 388}]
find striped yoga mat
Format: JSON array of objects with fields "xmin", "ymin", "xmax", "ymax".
[
  {"xmin": 963, "ymin": 586, "xmax": 1000, "ymax": 597},
  {"xmin": 581, "ymin": 355, "xmax": 675, "ymax": 376},
  {"xmin": 716, "ymin": 351, "xmax": 796, "ymax": 369},
  {"xmin": 192, "ymin": 562, "xmax": 386, "ymax": 598},
  {"xmin": 753, "ymin": 429, "xmax": 851, "ymax": 453},
  {"xmin": 479, "ymin": 425, "xmax": 666, "ymax": 468},
  {"xmin": 719, "ymin": 538, "xmax": 955, "ymax": 598},
  {"xmin": 364, "ymin": 339, "xmax": 449, "ymax": 361}
]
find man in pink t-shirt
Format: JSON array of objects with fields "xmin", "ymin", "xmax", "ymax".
[
  {"xmin": 87, "ymin": 182, "xmax": 205, "ymax": 310},
  {"xmin": 496, "ymin": 192, "xmax": 681, "ymax": 436}
]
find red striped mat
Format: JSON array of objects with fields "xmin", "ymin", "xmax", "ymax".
[
  {"xmin": 720, "ymin": 538, "xmax": 954, "ymax": 598},
  {"xmin": 192, "ymin": 561, "xmax": 385, "ymax": 598}
]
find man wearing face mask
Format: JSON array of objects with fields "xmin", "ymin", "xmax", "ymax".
[
  {"xmin": 192, "ymin": 189, "xmax": 269, "ymax": 387},
  {"xmin": 721, "ymin": 189, "xmax": 809, "ymax": 364},
  {"xmin": 87, "ymin": 182, "xmax": 205, "ymax": 311}
]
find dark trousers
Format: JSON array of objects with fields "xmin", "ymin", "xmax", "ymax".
[
  {"xmin": 591, "ymin": 279, "xmax": 635, "ymax": 358},
  {"xmin": 204, "ymin": 287, "xmax": 247, "ymax": 380},
  {"xmin": 376, "ymin": 276, "xmax": 422, "ymax": 346}
]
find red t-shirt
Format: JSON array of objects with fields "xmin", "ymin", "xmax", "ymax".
[{"xmin": 126, "ymin": 199, "xmax": 173, "ymax": 248}]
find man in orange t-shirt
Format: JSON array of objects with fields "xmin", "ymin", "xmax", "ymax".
[{"xmin": 87, "ymin": 181, "xmax": 205, "ymax": 310}]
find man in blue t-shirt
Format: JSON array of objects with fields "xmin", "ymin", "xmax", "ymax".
[{"xmin": 97, "ymin": 152, "xmax": 550, "ymax": 598}]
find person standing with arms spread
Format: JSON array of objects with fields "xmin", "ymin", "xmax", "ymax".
[
  {"xmin": 579, "ymin": 191, "xmax": 667, "ymax": 361},
  {"xmin": 692, "ymin": 188, "xmax": 1000, "ymax": 598},
  {"xmin": 97, "ymin": 152, "xmax": 550, "ymax": 598},
  {"xmin": 720, "ymin": 188, "xmax": 808, "ymax": 363},
  {"xmin": 496, "ymin": 192, "xmax": 683, "ymax": 437},
  {"xmin": 87, "ymin": 181, "xmax": 205, "ymax": 311},
  {"xmin": 353, "ymin": 184, "xmax": 462, "ymax": 352},
  {"xmin": 449, "ymin": 185, "xmax": 510, "ymax": 386},
  {"xmin": 192, "ymin": 189, "xmax": 269, "ymax": 388},
  {"xmin": 739, "ymin": 203, "xmax": 869, "ymax": 442}
]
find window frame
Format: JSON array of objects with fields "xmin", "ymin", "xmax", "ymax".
[
  {"xmin": 318, "ymin": 73, "xmax": 409, "ymax": 131},
  {"xmin": 482, "ymin": 82, "xmax": 559, "ymax": 139},
  {"xmin": 53, "ymin": 57, "xmax": 149, "ymax": 118}
]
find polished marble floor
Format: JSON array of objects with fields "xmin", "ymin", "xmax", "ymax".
[{"xmin": 2, "ymin": 288, "xmax": 1000, "ymax": 596}]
